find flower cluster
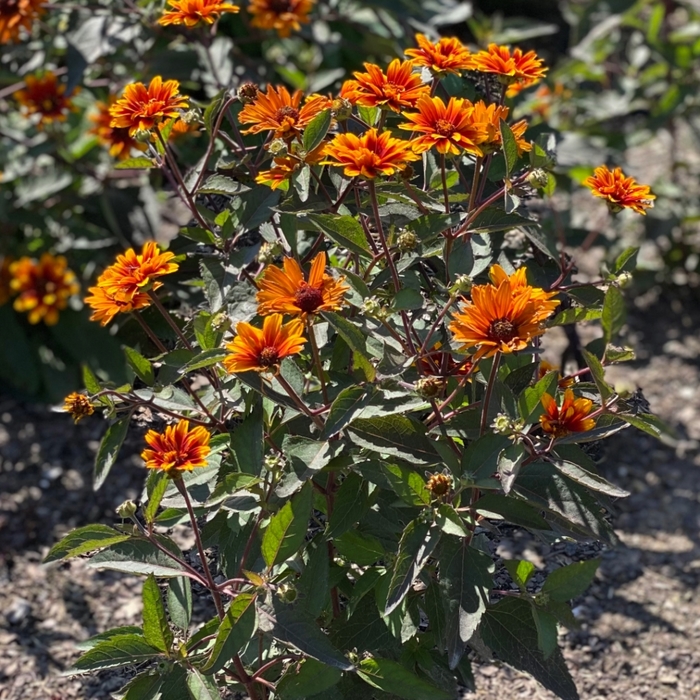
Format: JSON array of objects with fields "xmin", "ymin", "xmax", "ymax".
[
  {"xmin": 84, "ymin": 242, "xmax": 178, "ymax": 325},
  {"xmin": 0, "ymin": 0, "xmax": 44, "ymax": 44}
]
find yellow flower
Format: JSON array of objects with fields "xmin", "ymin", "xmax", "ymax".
[
  {"xmin": 404, "ymin": 33, "xmax": 474, "ymax": 75},
  {"xmin": 14, "ymin": 72, "xmax": 78, "ymax": 125},
  {"xmin": 142, "ymin": 420, "xmax": 211, "ymax": 475},
  {"xmin": 223, "ymin": 314, "xmax": 306, "ymax": 373},
  {"xmin": 63, "ymin": 393, "xmax": 94, "ymax": 423},
  {"xmin": 256, "ymin": 252, "xmax": 347, "ymax": 316},
  {"xmin": 583, "ymin": 165, "xmax": 655, "ymax": 215},
  {"xmin": 540, "ymin": 389, "xmax": 595, "ymax": 437},
  {"xmin": 0, "ymin": 0, "xmax": 45, "ymax": 44},
  {"xmin": 248, "ymin": 0, "xmax": 314, "ymax": 37},
  {"xmin": 158, "ymin": 0, "xmax": 240, "ymax": 27},
  {"xmin": 9, "ymin": 253, "xmax": 80, "ymax": 325}
]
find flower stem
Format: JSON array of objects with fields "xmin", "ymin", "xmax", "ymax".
[
  {"xmin": 480, "ymin": 353, "xmax": 501, "ymax": 436},
  {"xmin": 275, "ymin": 373, "xmax": 325, "ymax": 430},
  {"xmin": 148, "ymin": 291, "xmax": 194, "ymax": 351}
]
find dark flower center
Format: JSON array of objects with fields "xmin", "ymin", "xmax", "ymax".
[
  {"xmin": 275, "ymin": 106, "xmax": 299, "ymax": 123},
  {"xmin": 267, "ymin": 0, "xmax": 292, "ymax": 12},
  {"xmin": 0, "ymin": 0, "xmax": 21, "ymax": 16},
  {"xmin": 435, "ymin": 119, "xmax": 455, "ymax": 137},
  {"xmin": 294, "ymin": 283, "xmax": 323, "ymax": 313},
  {"xmin": 259, "ymin": 346, "xmax": 280, "ymax": 367},
  {"xmin": 488, "ymin": 318, "xmax": 516, "ymax": 342}
]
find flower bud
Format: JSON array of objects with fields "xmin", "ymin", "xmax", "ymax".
[
  {"xmin": 179, "ymin": 109, "xmax": 200, "ymax": 125},
  {"xmin": 133, "ymin": 129, "xmax": 153, "ymax": 144},
  {"xmin": 526, "ymin": 168, "xmax": 549, "ymax": 189},
  {"xmin": 361, "ymin": 296, "xmax": 389, "ymax": 320},
  {"xmin": 415, "ymin": 376, "xmax": 444, "ymax": 399},
  {"xmin": 116, "ymin": 500, "xmax": 138, "ymax": 519},
  {"xmin": 449, "ymin": 274, "xmax": 472, "ymax": 295},
  {"xmin": 277, "ymin": 583, "xmax": 298, "ymax": 603},
  {"xmin": 427, "ymin": 472, "xmax": 452, "ymax": 497},
  {"xmin": 268, "ymin": 138, "xmax": 288, "ymax": 157},
  {"xmin": 238, "ymin": 82, "xmax": 259, "ymax": 104},
  {"xmin": 331, "ymin": 98, "xmax": 353, "ymax": 121},
  {"xmin": 210, "ymin": 312, "xmax": 230, "ymax": 331},
  {"xmin": 397, "ymin": 230, "xmax": 419, "ymax": 252},
  {"xmin": 616, "ymin": 271, "xmax": 633, "ymax": 288},
  {"xmin": 258, "ymin": 241, "xmax": 282, "ymax": 265}
]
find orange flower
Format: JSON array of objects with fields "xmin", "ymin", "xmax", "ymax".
[
  {"xmin": 158, "ymin": 0, "xmax": 240, "ymax": 27},
  {"xmin": 583, "ymin": 165, "xmax": 655, "ymax": 215},
  {"xmin": 404, "ymin": 33, "xmax": 474, "ymax": 74},
  {"xmin": 0, "ymin": 0, "xmax": 44, "ymax": 44},
  {"xmin": 538, "ymin": 359, "xmax": 574, "ymax": 388},
  {"xmin": 14, "ymin": 72, "xmax": 77, "ymax": 125},
  {"xmin": 341, "ymin": 59, "xmax": 430, "ymax": 112},
  {"xmin": 321, "ymin": 128, "xmax": 419, "ymax": 179},
  {"xmin": 84, "ymin": 285, "xmax": 152, "ymax": 326},
  {"xmin": 255, "ymin": 142, "xmax": 325, "ymax": 190},
  {"xmin": 418, "ymin": 345, "xmax": 474, "ymax": 377},
  {"xmin": 256, "ymin": 251, "xmax": 347, "ymax": 316},
  {"xmin": 248, "ymin": 0, "xmax": 314, "ymax": 37},
  {"xmin": 89, "ymin": 98, "xmax": 148, "ymax": 160},
  {"xmin": 142, "ymin": 419, "xmax": 211, "ymax": 475},
  {"xmin": 0, "ymin": 255, "xmax": 13, "ymax": 305},
  {"xmin": 448, "ymin": 264, "xmax": 559, "ymax": 362},
  {"xmin": 9, "ymin": 253, "xmax": 79, "ymax": 325},
  {"xmin": 96, "ymin": 241, "xmax": 179, "ymax": 304},
  {"xmin": 539, "ymin": 389, "xmax": 595, "ymax": 437},
  {"xmin": 109, "ymin": 76, "xmax": 188, "ymax": 136},
  {"xmin": 223, "ymin": 314, "xmax": 306, "ymax": 373},
  {"xmin": 470, "ymin": 100, "xmax": 531, "ymax": 155},
  {"xmin": 472, "ymin": 43, "xmax": 547, "ymax": 85},
  {"xmin": 488, "ymin": 264, "xmax": 559, "ymax": 319},
  {"xmin": 63, "ymin": 392, "xmax": 94, "ymax": 423},
  {"xmin": 238, "ymin": 84, "xmax": 329, "ymax": 140},
  {"xmin": 399, "ymin": 95, "xmax": 487, "ymax": 156}
]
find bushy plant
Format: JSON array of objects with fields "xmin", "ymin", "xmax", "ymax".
[{"xmin": 3, "ymin": 1, "xmax": 671, "ymax": 699}]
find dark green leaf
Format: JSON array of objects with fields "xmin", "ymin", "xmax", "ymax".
[
  {"xmin": 462, "ymin": 433, "xmax": 511, "ymax": 480},
  {"xmin": 297, "ymin": 539, "xmax": 330, "ymax": 617},
  {"xmin": 124, "ymin": 346, "xmax": 155, "ymax": 386},
  {"xmin": 198, "ymin": 174, "xmax": 247, "ymax": 196},
  {"xmin": 327, "ymin": 472, "xmax": 366, "ymax": 538},
  {"xmin": 498, "ymin": 443, "xmax": 526, "ymax": 495},
  {"xmin": 76, "ymin": 626, "xmax": 143, "ymax": 650},
  {"xmin": 144, "ymin": 470, "xmax": 169, "ymax": 524},
  {"xmin": 357, "ymin": 657, "xmax": 451, "ymax": 700},
  {"xmin": 87, "ymin": 537, "xmax": 187, "ymax": 577},
  {"xmin": 142, "ymin": 574, "xmax": 174, "ymax": 653},
  {"xmin": 82, "ymin": 364, "xmax": 101, "ymax": 394},
  {"xmin": 617, "ymin": 412, "xmax": 674, "ymax": 440},
  {"xmin": 581, "ymin": 349, "xmax": 613, "ymax": 402},
  {"xmin": 480, "ymin": 597, "xmax": 579, "ymax": 699},
  {"xmin": 474, "ymin": 493, "xmax": 550, "ymax": 530},
  {"xmin": 381, "ymin": 463, "xmax": 430, "ymax": 506},
  {"xmin": 202, "ymin": 594, "xmax": 256, "ymax": 674},
  {"xmin": 307, "ymin": 214, "xmax": 371, "ymax": 258},
  {"xmin": 612, "ymin": 246, "xmax": 638, "ymax": 274},
  {"xmin": 187, "ymin": 668, "xmax": 222, "ymax": 700},
  {"xmin": 69, "ymin": 634, "xmax": 161, "ymax": 674},
  {"xmin": 532, "ymin": 606, "xmax": 559, "ymax": 659},
  {"xmin": 262, "ymin": 482, "xmax": 313, "ymax": 568},
  {"xmin": 550, "ymin": 459, "xmax": 629, "ymax": 498},
  {"xmin": 322, "ymin": 386, "xmax": 373, "ymax": 439},
  {"xmin": 303, "ymin": 109, "xmax": 332, "ymax": 152},
  {"xmin": 168, "ymin": 577, "xmax": 192, "ymax": 632},
  {"xmin": 334, "ymin": 530, "xmax": 384, "ymax": 566},
  {"xmin": 519, "ymin": 370, "xmax": 559, "ymax": 424},
  {"xmin": 121, "ymin": 671, "xmax": 163, "ymax": 700},
  {"xmin": 323, "ymin": 312, "xmax": 375, "ymax": 381},
  {"xmin": 551, "ymin": 307, "xmax": 603, "ymax": 326},
  {"xmin": 94, "ymin": 414, "xmax": 131, "ymax": 490},
  {"xmin": 602, "ymin": 285, "xmax": 626, "ymax": 346},
  {"xmin": 179, "ymin": 349, "xmax": 229, "ymax": 373},
  {"xmin": 277, "ymin": 659, "xmax": 342, "ymax": 699},
  {"xmin": 237, "ymin": 187, "xmax": 280, "ymax": 232},
  {"xmin": 542, "ymin": 559, "xmax": 600, "ymax": 602},
  {"xmin": 44, "ymin": 524, "xmax": 130, "ymax": 563},
  {"xmin": 499, "ymin": 120, "xmax": 519, "ymax": 176},
  {"xmin": 226, "ymin": 399, "xmax": 264, "ymax": 476},
  {"xmin": 469, "ymin": 208, "xmax": 532, "ymax": 235}
]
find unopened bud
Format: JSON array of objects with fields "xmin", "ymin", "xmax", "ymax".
[
  {"xmin": 397, "ymin": 230, "xmax": 419, "ymax": 252},
  {"xmin": 450, "ymin": 274, "xmax": 472, "ymax": 295},
  {"xmin": 427, "ymin": 472, "xmax": 452, "ymax": 497},
  {"xmin": 268, "ymin": 138, "xmax": 288, "ymax": 157},
  {"xmin": 361, "ymin": 296, "xmax": 389, "ymax": 320},
  {"xmin": 331, "ymin": 98, "xmax": 353, "ymax": 121},
  {"xmin": 415, "ymin": 376, "xmax": 444, "ymax": 399},
  {"xmin": 179, "ymin": 109, "xmax": 200, "ymax": 125},
  {"xmin": 526, "ymin": 168, "xmax": 549, "ymax": 189},
  {"xmin": 277, "ymin": 583, "xmax": 298, "ymax": 603},
  {"xmin": 616, "ymin": 271, "xmax": 633, "ymax": 288},
  {"xmin": 258, "ymin": 241, "xmax": 282, "ymax": 265},
  {"xmin": 116, "ymin": 500, "xmax": 138, "ymax": 519},
  {"xmin": 133, "ymin": 129, "xmax": 153, "ymax": 144},
  {"xmin": 238, "ymin": 82, "xmax": 259, "ymax": 104},
  {"xmin": 210, "ymin": 312, "xmax": 229, "ymax": 331},
  {"xmin": 492, "ymin": 413, "xmax": 512, "ymax": 435}
]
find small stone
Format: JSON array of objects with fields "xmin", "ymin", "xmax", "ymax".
[{"xmin": 6, "ymin": 598, "xmax": 31, "ymax": 625}]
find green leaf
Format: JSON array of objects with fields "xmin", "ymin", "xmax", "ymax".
[
  {"xmin": 439, "ymin": 538, "xmax": 494, "ymax": 669},
  {"xmin": 504, "ymin": 559, "xmax": 535, "ymax": 591},
  {"xmin": 462, "ymin": 433, "xmax": 511, "ymax": 480},
  {"xmin": 144, "ymin": 470, "xmax": 169, "ymax": 524},
  {"xmin": 94, "ymin": 414, "xmax": 131, "ymax": 490},
  {"xmin": 257, "ymin": 596, "xmax": 354, "ymax": 671},
  {"xmin": 198, "ymin": 174, "xmax": 247, "ymax": 196},
  {"xmin": 303, "ymin": 109, "xmax": 332, "ymax": 152},
  {"xmin": 327, "ymin": 472, "xmax": 366, "ymax": 538},
  {"xmin": 237, "ymin": 187, "xmax": 281, "ymax": 232},
  {"xmin": 187, "ymin": 668, "xmax": 222, "ymax": 700},
  {"xmin": 121, "ymin": 671, "xmax": 163, "ymax": 700},
  {"xmin": 82, "ymin": 364, "xmax": 101, "ymax": 394},
  {"xmin": 435, "ymin": 504, "xmax": 469, "ymax": 537},
  {"xmin": 297, "ymin": 538, "xmax": 330, "ymax": 617},
  {"xmin": 115, "ymin": 156, "xmax": 155, "ymax": 169},
  {"xmin": 202, "ymin": 593, "xmax": 256, "ymax": 674},
  {"xmin": 227, "ymin": 399, "xmax": 264, "ymax": 476},
  {"xmin": 142, "ymin": 574, "xmax": 174, "ymax": 653},
  {"xmin": 357, "ymin": 657, "xmax": 451, "ymax": 700},
  {"xmin": 542, "ymin": 559, "xmax": 600, "ymax": 602},
  {"xmin": 357, "ymin": 105, "xmax": 379, "ymax": 126},
  {"xmin": 480, "ymin": 598, "xmax": 579, "ymax": 700},
  {"xmin": 178, "ymin": 348, "xmax": 229, "ymax": 373},
  {"xmin": 44, "ymin": 524, "xmax": 130, "ymax": 563},
  {"xmin": 69, "ymin": 634, "xmax": 161, "ymax": 674},
  {"xmin": 551, "ymin": 307, "xmax": 603, "ymax": 326},
  {"xmin": 277, "ymin": 659, "xmax": 342, "ymax": 699},
  {"xmin": 550, "ymin": 459, "xmax": 629, "ymax": 498},
  {"xmin": 499, "ymin": 120, "xmax": 519, "ymax": 176},
  {"xmin": 262, "ymin": 482, "xmax": 313, "ymax": 568},
  {"xmin": 474, "ymin": 492, "xmax": 550, "ymax": 530},
  {"xmin": 323, "ymin": 312, "xmax": 375, "ymax": 381},
  {"xmin": 87, "ymin": 537, "xmax": 187, "ymax": 577},
  {"xmin": 348, "ymin": 415, "xmax": 440, "ymax": 466},
  {"xmin": 518, "ymin": 370, "xmax": 559, "ymax": 424},
  {"xmin": 322, "ymin": 386, "xmax": 373, "ymax": 439},
  {"xmin": 76, "ymin": 626, "xmax": 144, "ymax": 650},
  {"xmin": 334, "ymin": 530, "xmax": 384, "ymax": 566},
  {"xmin": 124, "ymin": 346, "xmax": 155, "ymax": 386},
  {"xmin": 617, "ymin": 412, "xmax": 674, "ymax": 440},
  {"xmin": 306, "ymin": 214, "xmax": 371, "ymax": 258},
  {"xmin": 168, "ymin": 577, "xmax": 192, "ymax": 632},
  {"xmin": 283, "ymin": 436, "xmax": 336, "ymax": 481},
  {"xmin": 469, "ymin": 207, "xmax": 532, "ymax": 235},
  {"xmin": 385, "ymin": 521, "xmax": 441, "ymax": 615},
  {"xmin": 581, "ymin": 349, "xmax": 613, "ymax": 402},
  {"xmin": 612, "ymin": 246, "xmax": 639, "ymax": 274},
  {"xmin": 532, "ymin": 606, "xmax": 559, "ymax": 659},
  {"xmin": 602, "ymin": 285, "xmax": 626, "ymax": 346},
  {"xmin": 382, "ymin": 463, "xmax": 430, "ymax": 506},
  {"xmin": 498, "ymin": 443, "xmax": 526, "ymax": 495}
]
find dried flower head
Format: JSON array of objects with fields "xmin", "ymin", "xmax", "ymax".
[
  {"xmin": 63, "ymin": 393, "xmax": 94, "ymax": 423},
  {"xmin": 142, "ymin": 419, "xmax": 212, "ymax": 475},
  {"xmin": 427, "ymin": 472, "xmax": 452, "ymax": 497},
  {"xmin": 14, "ymin": 72, "xmax": 77, "ymax": 125},
  {"xmin": 404, "ymin": 33, "xmax": 474, "ymax": 75},
  {"xmin": 0, "ymin": 0, "xmax": 45, "ymax": 44},
  {"xmin": 248, "ymin": 0, "xmax": 314, "ymax": 37},
  {"xmin": 583, "ymin": 165, "xmax": 655, "ymax": 215},
  {"xmin": 158, "ymin": 0, "xmax": 240, "ymax": 27},
  {"xmin": 238, "ymin": 82, "xmax": 260, "ymax": 104},
  {"xmin": 539, "ymin": 389, "xmax": 595, "ymax": 438}
]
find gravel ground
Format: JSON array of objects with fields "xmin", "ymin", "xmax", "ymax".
[{"xmin": 1, "ymin": 283, "xmax": 700, "ymax": 700}]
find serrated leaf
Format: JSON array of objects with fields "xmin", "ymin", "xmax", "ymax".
[
  {"xmin": 551, "ymin": 307, "xmax": 603, "ymax": 325},
  {"xmin": 143, "ymin": 574, "xmax": 174, "ymax": 653},
  {"xmin": 327, "ymin": 472, "xmax": 366, "ymax": 538},
  {"xmin": 187, "ymin": 668, "xmax": 222, "ymax": 700},
  {"xmin": 357, "ymin": 657, "xmax": 451, "ymax": 700},
  {"xmin": 334, "ymin": 530, "xmax": 384, "ymax": 565},
  {"xmin": 532, "ymin": 606, "xmax": 559, "ymax": 659},
  {"xmin": 121, "ymin": 671, "xmax": 163, "ymax": 700},
  {"xmin": 198, "ymin": 174, "xmax": 246, "ymax": 196},
  {"xmin": 44, "ymin": 524, "xmax": 130, "ymax": 563},
  {"xmin": 115, "ymin": 156, "xmax": 155, "ymax": 169},
  {"xmin": 69, "ymin": 634, "xmax": 161, "ymax": 674},
  {"xmin": 178, "ymin": 348, "xmax": 229, "ymax": 373},
  {"xmin": 385, "ymin": 521, "xmax": 440, "ymax": 615},
  {"xmin": 462, "ymin": 433, "xmax": 511, "ymax": 479},
  {"xmin": 94, "ymin": 414, "xmax": 131, "ymax": 490},
  {"xmin": 435, "ymin": 504, "xmax": 469, "ymax": 537},
  {"xmin": 202, "ymin": 593, "xmax": 256, "ymax": 674},
  {"xmin": 306, "ymin": 214, "xmax": 371, "ymax": 258},
  {"xmin": 302, "ymin": 109, "xmax": 332, "ymax": 152},
  {"xmin": 322, "ymin": 386, "xmax": 373, "ymax": 439},
  {"xmin": 124, "ymin": 346, "xmax": 155, "ymax": 386},
  {"xmin": 617, "ymin": 412, "xmax": 674, "ymax": 440},
  {"xmin": 87, "ymin": 537, "xmax": 186, "ymax": 577},
  {"xmin": 76, "ymin": 626, "xmax": 143, "ymax": 651},
  {"xmin": 257, "ymin": 596, "xmax": 353, "ymax": 671},
  {"xmin": 382, "ymin": 463, "xmax": 430, "ymax": 506},
  {"xmin": 297, "ymin": 538, "xmax": 330, "ymax": 617},
  {"xmin": 277, "ymin": 659, "xmax": 342, "ymax": 699},
  {"xmin": 474, "ymin": 493, "xmax": 550, "ymax": 530},
  {"xmin": 226, "ymin": 399, "xmax": 264, "ymax": 476},
  {"xmin": 542, "ymin": 559, "xmax": 600, "ymax": 602},
  {"xmin": 480, "ymin": 597, "xmax": 579, "ymax": 699},
  {"xmin": 168, "ymin": 577, "xmax": 192, "ymax": 632},
  {"xmin": 82, "ymin": 364, "xmax": 101, "ymax": 394},
  {"xmin": 262, "ymin": 482, "xmax": 313, "ymax": 568},
  {"xmin": 602, "ymin": 285, "xmax": 626, "ymax": 346},
  {"xmin": 323, "ymin": 312, "xmax": 375, "ymax": 381}
]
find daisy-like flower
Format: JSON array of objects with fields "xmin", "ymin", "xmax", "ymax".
[
  {"xmin": 0, "ymin": 0, "xmax": 45, "ymax": 44},
  {"xmin": 539, "ymin": 389, "xmax": 595, "ymax": 437},
  {"xmin": 238, "ymin": 84, "xmax": 329, "ymax": 140},
  {"xmin": 538, "ymin": 359, "xmax": 574, "ymax": 388},
  {"xmin": 84, "ymin": 285, "xmax": 153, "ymax": 326},
  {"xmin": 321, "ymin": 128, "xmax": 419, "ymax": 179},
  {"xmin": 399, "ymin": 95, "xmax": 487, "ymax": 156},
  {"xmin": 63, "ymin": 392, "xmax": 94, "ymax": 423},
  {"xmin": 448, "ymin": 264, "xmax": 559, "ymax": 362},
  {"xmin": 404, "ymin": 33, "xmax": 474, "ymax": 75},
  {"xmin": 341, "ymin": 59, "xmax": 430, "ymax": 112},
  {"xmin": 472, "ymin": 43, "xmax": 547, "ymax": 86},
  {"xmin": 158, "ymin": 0, "xmax": 240, "ymax": 27},
  {"xmin": 14, "ymin": 72, "xmax": 77, "ymax": 125},
  {"xmin": 109, "ymin": 76, "xmax": 188, "ymax": 136},
  {"xmin": 488, "ymin": 264, "xmax": 559, "ymax": 318},
  {"xmin": 142, "ymin": 419, "xmax": 211, "ymax": 475},
  {"xmin": 248, "ymin": 0, "xmax": 314, "ymax": 38},
  {"xmin": 583, "ymin": 165, "xmax": 655, "ymax": 215},
  {"xmin": 222, "ymin": 313, "xmax": 306, "ymax": 373},
  {"xmin": 9, "ymin": 253, "xmax": 80, "ymax": 325},
  {"xmin": 255, "ymin": 142, "xmax": 325, "ymax": 190},
  {"xmin": 256, "ymin": 251, "xmax": 347, "ymax": 316},
  {"xmin": 470, "ymin": 100, "xmax": 531, "ymax": 155},
  {"xmin": 89, "ymin": 98, "xmax": 148, "ymax": 160}
]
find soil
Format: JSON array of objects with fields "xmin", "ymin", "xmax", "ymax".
[{"xmin": 1, "ymin": 283, "xmax": 700, "ymax": 700}]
